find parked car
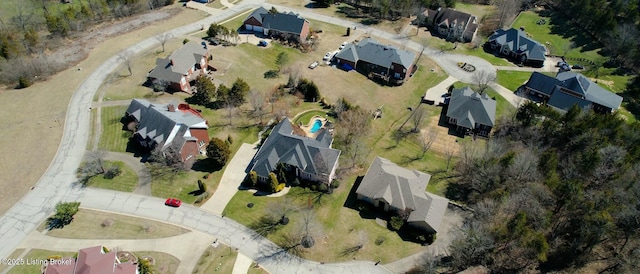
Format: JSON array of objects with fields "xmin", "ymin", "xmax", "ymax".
[
  {"xmin": 339, "ymin": 41, "xmax": 348, "ymax": 50},
  {"xmin": 560, "ymin": 64, "xmax": 571, "ymax": 71},
  {"xmin": 572, "ymin": 64, "xmax": 584, "ymax": 70},
  {"xmin": 258, "ymin": 40, "xmax": 268, "ymax": 47},
  {"xmin": 165, "ymin": 198, "xmax": 182, "ymax": 207},
  {"xmin": 323, "ymin": 52, "xmax": 332, "ymax": 61},
  {"xmin": 556, "ymin": 61, "xmax": 567, "ymax": 67},
  {"xmin": 309, "ymin": 61, "xmax": 319, "ymax": 69}
]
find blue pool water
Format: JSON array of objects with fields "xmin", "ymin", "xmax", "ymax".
[{"xmin": 310, "ymin": 119, "xmax": 323, "ymax": 133}]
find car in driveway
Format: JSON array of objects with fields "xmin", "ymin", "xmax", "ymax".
[
  {"xmin": 308, "ymin": 61, "xmax": 319, "ymax": 69},
  {"xmin": 165, "ymin": 198, "xmax": 182, "ymax": 207},
  {"xmin": 258, "ymin": 40, "xmax": 268, "ymax": 47},
  {"xmin": 339, "ymin": 41, "xmax": 348, "ymax": 50},
  {"xmin": 323, "ymin": 52, "xmax": 332, "ymax": 61},
  {"xmin": 572, "ymin": 64, "xmax": 584, "ymax": 70}
]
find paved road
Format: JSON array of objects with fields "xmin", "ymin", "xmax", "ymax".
[
  {"xmin": 76, "ymin": 188, "xmax": 391, "ymax": 274},
  {"xmin": 16, "ymin": 229, "xmax": 214, "ymax": 274}
]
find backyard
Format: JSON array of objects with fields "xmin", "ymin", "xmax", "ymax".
[{"xmin": 85, "ymin": 160, "xmax": 138, "ymax": 192}]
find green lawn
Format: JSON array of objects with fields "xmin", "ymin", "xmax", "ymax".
[
  {"xmin": 7, "ymin": 249, "xmax": 76, "ymax": 274},
  {"xmin": 496, "ymin": 70, "xmax": 555, "ymax": 92},
  {"xmin": 0, "ymin": 249, "xmax": 24, "ymax": 273},
  {"xmin": 133, "ymin": 251, "xmax": 180, "ymax": 274},
  {"xmin": 512, "ymin": 11, "xmax": 602, "ymax": 61},
  {"xmin": 293, "ymin": 110, "xmax": 329, "ymax": 125},
  {"xmin": 39, "ymin": 209, "xmax": 189, "ymax": 239},
  {"xmin": 193, "ymin": 245, "xmax": 237, "ymax": 274},
  {"xmin": 221, "ymin": 9, "xmax": 254, "ymax": 30},
  {"xmin": 454, "ymin": 3, "xmax": 496, "ymax": 21},
  {"xmin": 98, "ymin": 106, "xmax": 130, "ymax": 152},
  {"xmin": 85, "ymin": 161, "xmax": 138, "ymax": 192},
  {"xmin": 206, "ymin": 0, "xmax": 227, "ymax": 9}
]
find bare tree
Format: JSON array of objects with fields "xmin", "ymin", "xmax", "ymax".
[
  {"xmin": 335, "ymin": 108, "xmax": 372, "ymax": 168},
  {"xmin": 11, "ymin": 1, "xmax": 34, "ymax": 32},
  {"xmin": 147, "ymin": 142, "xmax": 186, "ymax": 183},
  {"xmin": 248, "ymin": 89, "xmax": 267, "ymax": 124},
  {"xmin": 118, "ymin": 50, "xmax": 134, "ymax": 76},
  {"xmin": 156, "ymin": 32, "xmax": 172, "ymax": 52},
  {"xmin": 410, "ymin": 106, "xmax": 426, "ymax": 133},
  {"xmin": 419, "ymin": 130, "xmax": 439, "ymax": 158},
  {"xmin": 472, "ymin": 70, "xmax": 496, "ymax": 94},
  {"xmin": 76, "ymin": 151, "xmax": 107, "ymax": 185},
  {"xmin": 445, "ymin": 145, "xmax": 456, "ymax": 171},
  {"xmin": 340, "ymin": 230, "xmax": 368, "ymax": 257}
]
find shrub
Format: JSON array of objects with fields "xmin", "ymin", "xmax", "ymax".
[
  {"xmin": 268, "ymin": 172, "xmax": 279, "ymax": 193},
  {"xmin": 18, "ymin": 76, "xmax": 33, "ymax": 89},
  {"xmin": 317, "ymin": 183, "xmax": 329, "ymax": 193},
  {"xmin": 264, "ymin": 70, "xmax": 279, "ymax": 78},
  {"xmin": 330, "ymin": 179, "xmax": 340, "ymax": 189},
  {"xmin": 103, "ymin": 166, "xmax": 122, "ymax": 179},
  {"xmin": 389, "ymin": 215, "xmax": 404, "ymax": 231},
  {"xmin": 183, "ymin": 38, "xmax": 190, "ymax": 44},
  {"xmin": 245, "ymin": 171, "xmax": 258, "ymax": 187},
  {"xmin": 206, "ymin": 138, "xmax": 231, "ymax": 167},
  {"xmin": 375, "ymin": 235, "xmax": 386, "ymax": 246},
  {"xmin": 276, "ymin": 183, "xmax": 285, "ymax": 192}
]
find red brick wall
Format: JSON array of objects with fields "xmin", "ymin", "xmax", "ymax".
[{"xmin": 299, "ymin": 20, "xmax": 310, "ymax": 42}]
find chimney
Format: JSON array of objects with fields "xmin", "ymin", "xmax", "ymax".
[
  {"xmin": 169, "ymin": 59, "xmax": 174, "ymax": 66},
  {"xmin": 167, "ymin": 104, "xmax": 175, "ymax": 112}
]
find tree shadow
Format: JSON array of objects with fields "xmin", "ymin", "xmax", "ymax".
[
  {"xmin": 191, "ymin": 158, "xmax": 222, "ymax": 173},
  {"xmin": 541, "ymin": 10, "xmax": 602, "ymax": 54},
  {"xmin": 249, "ymin": 215, "xmax": 284, "ymax": 239}
]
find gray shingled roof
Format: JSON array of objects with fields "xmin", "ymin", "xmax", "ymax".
[
  {"xmin": 446, "ymin": 87, "xmax": 497, "ymax": 128},
  {"xmin": 251, "ymin": 119, "xmax": 340, "ymax": 180},
  {"xmin": 488, "ymin": 28, "xmax": 546, "ymax": 61},
  {"xmin": 261, "ymin": 13, "xmax": 307, "ymax": 35},
  {"xmin": 126, "ymin": 99, "xmax": 207, "ymax": 148},
  {"xmin": 335, "ymin": 38, "xmax": 416, "ymax": 69},
  {"xmin": 429, "ymin": 8, "xmax": 477, "ymax": 29},
  {"xmin": 525, "ymin": 72, "xmax": 623, "ymax": 111},
  {"xmin": 356, "ymin": 157, "xmax": 448, "ymax": 233},
  {"xmin": 147, "ymin": 42, "xmax": 208, "ymax": 82},
  {"xmin": 246, "ymin": 7, "xmax": 268, "ymax": 24}
]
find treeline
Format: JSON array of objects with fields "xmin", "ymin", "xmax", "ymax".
[
  {"xmin": 0, "ymin": 0, "xmax": 175, "ymax": 87},
  {"xmin": 437, "ymin": 103, "xmax": 640, "ymax": 273},
  {"xmin": 312, "ymin": 0, "xmax": 456, "ymax": 20}
]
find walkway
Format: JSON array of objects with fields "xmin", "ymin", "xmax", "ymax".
[
  {"xmin": 201, "ymin": 143, "xmax": 257, "ymax": 215},
  {"xmin": 16, "ymin": 229, "xmax": 214, "ymax": 274},
  {"xmin": 102, "ymin": 151, "xmax": 152, "ymax": 196}
]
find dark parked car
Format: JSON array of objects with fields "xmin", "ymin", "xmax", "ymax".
[
  {"xmin": 572, "ymin": 64, "xmax": 584, "ymax": 70},
  {"xmin": 258, "ymin": 40, "xmax": 268, "ymax": 47}
]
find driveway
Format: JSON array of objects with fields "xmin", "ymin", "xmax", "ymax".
[
  {"xmin": 201, "ymin": 143, "xmax": 257, "ymax": 215},
  {"xmin": 423, "ymin": 75, "xmax": 458, "ymax": 104}
]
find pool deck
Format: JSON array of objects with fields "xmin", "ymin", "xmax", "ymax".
[{"xmin": 299, "ymin": 116, "xmax": 329, "ymax": 139}]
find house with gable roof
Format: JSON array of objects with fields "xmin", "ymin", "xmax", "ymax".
[
  {"xmin": 243, "ymin": 7, "xmax": 310, "ymax": 43},
  {"xmin": 123, "ymin": 99, "xmax": 209, "ymax": 168},
  {"xmin": 147, "ymin": 41, "xmax": 210, "ymax": 94},
  {"xmin": 250, "ymin": 119, "xmax": 340, "ymax": 185},
  {"xmin": 446, "ymin": 86, "xmax": 497, "ymax": 137},
  {"xmin": 523, "ymin": 71, "xmax": 623, "ymax": 113},
  {"xmin": 334, "ymin": 38, "xmax": 417, "ymax": 85},
  {"xmin": 421, "ymin": 7, "xmax": 479, "ymax": 42},
  {"xmin": 486, "ymin": 28, "xmax": 547, "ymax": 67},
  {"xmin": 44, "ymin": 245, "xmax": 137, "ymax": 274},
  {"xmin": 355, "ymin": 157, "xmax": 449, "ymax": 234}
]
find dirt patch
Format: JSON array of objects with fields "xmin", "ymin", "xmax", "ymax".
[
  {"xmin": 0, "ymin": 6, "xmax": 208, "ymax": 215},
  {"xmin": 423, "ymin": 114, "xmax": 461, "ymax": 156}
]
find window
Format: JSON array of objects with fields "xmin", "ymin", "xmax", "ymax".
[{"xmin": 199, "ymin": 140, "xmax": 205, "ymax": 147}]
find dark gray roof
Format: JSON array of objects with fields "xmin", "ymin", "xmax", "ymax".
[
  {"xmin": 446, "ymin": 87, "xmax": 497, "ymax": 127},
  {"xmin": 251, "ymin": 119, "xmax": 340, "ymax": 179},
  {"xmin": 356, "ymin": 157, "xmax": 448, "ymax": 233},
  {"xmin": 245, "ymin": 7, "xmax": 268, "ymax": 24},
  {"xmin": 428, "ymin": 8, "xmax": 477, "ymax": 29},
  {"xmin": 488, "ymin": 28, "xmax": 546, "ymax": 61},
  {"xmin": 126, "ymin": 99, "xmax": 208, "ymax": 147},
  {"xmin": 147, "ymin": 42, "xmax": 208, "ymax": 82},
  {"xmin": 556, "ymin": 72, "xmax": 623, "ymax": 110},
  {"xmin": 335, "ymin": 38, "xmax": 416, "ymax": 69},
  {"xmin": 525, "ymin": 72, "xmax": 623, "ymax": 111},
  {"xmin": 261, "ymin": 13, "xmax": 307, "ymax": 35},
  {"xmin": 525, "ymin": 72, "xmax": 557, "ymax": 96}
]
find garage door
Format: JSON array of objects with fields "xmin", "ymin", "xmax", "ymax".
[
  {"xmin": 253, "ymin": 26, "xmax": 263, "ymax": 32},
  {"xmin": 245, "ymin": 24, "xmax": 253, "ymax": 31}
]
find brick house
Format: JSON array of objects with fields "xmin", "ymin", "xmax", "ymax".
[{"xmin": 147, "ymin": 42, "xmax": 210, "ymax": 94}]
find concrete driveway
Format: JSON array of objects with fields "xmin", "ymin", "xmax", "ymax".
[{"xmin": 201, "ymin": 143, "xmax": 257, "ymax": 215}]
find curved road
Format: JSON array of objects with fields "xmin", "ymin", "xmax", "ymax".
[{"xmin": 0, "ymin": 1, "xmax": 507, "ymax": 273}]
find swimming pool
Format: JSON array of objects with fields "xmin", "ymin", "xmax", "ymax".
[{"xmin": 310, "ymin": 119, "xmax": 323, "ymax": 133}]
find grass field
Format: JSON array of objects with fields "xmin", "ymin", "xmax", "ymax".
[
  {"xmin": 496, "ymin": 70, "xmax": 556, "ymax": 92},
  {"xmin": 192, "ymin": 245, "xmax": 237, "ymax": 274},
  {"xmin": 98, "ymin": 106, "xmax": 130, "ymax": 152},
  {"xmin": 85, "ymin": 161, "xmax": 138, "ymax": 192},
  {"xmin": 7, "ymin": 249, "xmax": 76, "ymax": 274},
  {"xmin": 133, "ymin": 251, "xmax": 180, "ymax": 274},
  {"xmin": 38, "ymin": 209, "xmax": 189, "ymax": 239}
]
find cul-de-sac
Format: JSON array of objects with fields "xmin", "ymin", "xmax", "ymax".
[{"xmin": 1, "ymin": 0, "xmax": 639, "ymax": 273}]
